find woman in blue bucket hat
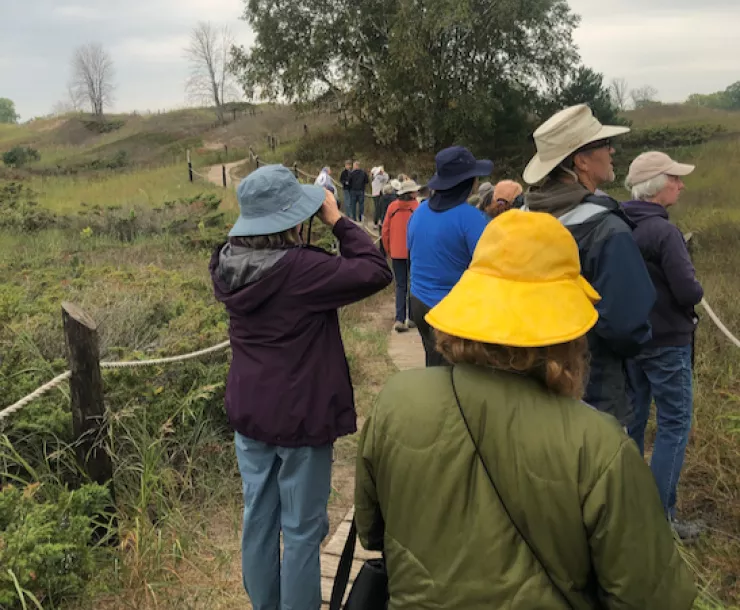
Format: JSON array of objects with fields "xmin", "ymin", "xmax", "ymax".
[
  {"xmin": 407, "ymin": 146, "xmax": 493, "ymax": 366},
  {"xmin": 209, "ymin": 164, "xmax": 392, "ymax": 609}
]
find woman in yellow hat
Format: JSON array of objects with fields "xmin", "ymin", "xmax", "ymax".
[{"xmin": 353, "ymin": 210, "xmax": 696, "ymax": 609}]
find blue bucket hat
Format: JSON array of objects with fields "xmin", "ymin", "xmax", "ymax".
[
  {"xmin": 229, "ymin": 164, "xmax": 326, "ymax": 237},
  {"xmin": 427, "ymin": 146, "xmax": 494, "ymax": 191}
]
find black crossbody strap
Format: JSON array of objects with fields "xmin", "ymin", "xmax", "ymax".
[
  {"xmin": 329, "ymin": 519, "xmax": 358, "ymax": 610},
  {"xmin": 450, "ymin": 367, "xmax": 573, "ymax": 608}
]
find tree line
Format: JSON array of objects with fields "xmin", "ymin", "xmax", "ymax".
[{"xmin": 1, "ymin": 0, "xmax": 737, "ymax": 141}]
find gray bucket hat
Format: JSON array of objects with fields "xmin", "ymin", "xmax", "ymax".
[{"xmin": 229, "ymin": 164, "xmax": 326, "ymax": 237}]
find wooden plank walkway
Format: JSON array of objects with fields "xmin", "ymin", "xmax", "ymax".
[{"xmin": 319, "ymin": 324, "xmax": 424, "ymax": 607}]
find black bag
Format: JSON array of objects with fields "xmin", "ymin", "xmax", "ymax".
[
  {"xmin": 450, "ymin": 367, "xmax": 576, "ymax": 609},
  {"xmin": 329, "ymin": 520, "xmax": 388, "ymax": 610}
]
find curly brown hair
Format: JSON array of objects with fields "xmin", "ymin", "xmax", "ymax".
[{"xmin": 435, "ymin": 331, "xmax": 589, "ymax": 399}]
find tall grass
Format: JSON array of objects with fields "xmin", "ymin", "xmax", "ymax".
[{"xmin": 24, "ymin": 164, "xmax": 237, "ymax": 214}]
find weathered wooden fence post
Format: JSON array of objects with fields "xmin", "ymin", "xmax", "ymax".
[
  {"xmin": 187, "ymin": 149, "xmax": 193, "ymax": 182},
  {"xmin": 62, "ymin": 302, "xmax": 114, "ymax": 489},
  {"xmin": 293, "ymin": 162, "xmax": 299, "ymax": 180},
  {"xmin": 222, "ymin": 165, "xmax": 227, "ymax": 188}
]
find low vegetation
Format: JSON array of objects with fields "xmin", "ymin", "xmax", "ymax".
[{"xmin": 0, "ymin": 101, "xmax": 738, "ymax": 608}]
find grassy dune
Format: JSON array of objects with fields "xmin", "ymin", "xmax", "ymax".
[{"xmin": 0, "ymin": 103, "xmax": 739, "ymax": 608}]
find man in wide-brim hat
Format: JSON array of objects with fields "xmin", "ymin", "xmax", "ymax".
[{"xmin": 523, "ymin": 104, "xmax": 656, "ymax": 426}]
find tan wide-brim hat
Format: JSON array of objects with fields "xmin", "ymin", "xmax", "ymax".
[
  {"xmin": 396, "ymin": 179, "xmax": 421, "ymax": 195},
  {"xmin": 523, "ymin": 104, "xmax": 630, "ymax": 185},
  {"xmin": 625, "ymin": 151, "xmax": 695, "ymax": 187}
]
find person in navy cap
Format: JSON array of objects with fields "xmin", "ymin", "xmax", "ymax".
[{"xmin": 407, "ymin": 146, "xmax": 493, "ymax": 366}]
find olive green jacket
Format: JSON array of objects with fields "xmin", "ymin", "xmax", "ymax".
[{"xmin": 355, "ymin": 365, "xmax": 697, "ymax": 609}]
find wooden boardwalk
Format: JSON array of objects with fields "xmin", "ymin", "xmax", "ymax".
[{"xmin": 319, "ymin": 324, "xmax": 424, "ymax": 607}]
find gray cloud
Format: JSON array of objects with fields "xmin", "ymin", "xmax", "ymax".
[
  {"xmin": 0, "ymin": 0, "xmax": 736, "ymax": 120},
  {"xmin": 569, "ymin": 0, "xmax": 740, "ymax": 101},
  {"xmin": 0, "ymin": 0, "xmax": 253, "ymax": 119}
]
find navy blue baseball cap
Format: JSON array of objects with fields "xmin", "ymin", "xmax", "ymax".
[
  {"xmin": 427, "ymin": 146, "xmax": 494, "ymax": 191},
  {"xmin": 229, "ymin": 164, "xmax": 326, "ymax": 237}
]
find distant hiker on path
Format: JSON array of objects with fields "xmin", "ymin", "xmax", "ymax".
[
  {"xmin": 382, "ymin": 178, "xmax": 420, "ymax": 332},
  {"xmin": 523, "ymin": 104, "xmax": 656, "ymax": 426},
  {"xmin": 340, "ymin": 159, "xmax": 352, "ymax": 210},
  {"xmin": 622, "ymin": 151, "xmax": 705, "ymax": 540},
  {"xmin": 356, "ymin": 210, "xmax": 697, "ymax": 609},
  {"xmin": 210, "ymin": 165, "xmax": 392, "ymax": 610},
  {"xmin": 348, "ymin": 161, "xmax": 370, "ymax": 222},
  {"xmin": 371, "ymin": 165, "xmax": 390, "ymax": 230},
  {"xmin": 314, "ymin": 166, "xmax": 335, "ymax": 195},
  {"xmin": 377, "ymin": 182, "xmax": 396, "ymax": 232},
  {"xmin": 408, "ymin": 146, "xmax": 492, "ymax": 366}
]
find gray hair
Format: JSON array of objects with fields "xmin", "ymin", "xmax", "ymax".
[{"xmin": 629, "ymin": 174, "xmax": 669, "ymax": 201}]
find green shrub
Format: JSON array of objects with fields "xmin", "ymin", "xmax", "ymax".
[
  {"xmin": 0, "ymin": 482, "xmax": 111, "ymax": 608},
  {"xmin": 0, "ymin": 182, "xmax": 58, "ymax": 231},
  {"xmin": 83, "ymin": 119, "xmax": 125, "ymax": 134},
  {"xmin": 622, "ymin": 123, "xmax": 726, "ymax": 149},
  {"xmin": 2, "ymin": 146, "xmax": 41, "ymax": 168},
  {"xmin": 88, "ymin": 150, "xmax": 128, "ymax": 171}
]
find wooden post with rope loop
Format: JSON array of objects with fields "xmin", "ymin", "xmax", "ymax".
[{"xmin": 62, "ymin": 302, "xmax": 114, "ymax": 490}]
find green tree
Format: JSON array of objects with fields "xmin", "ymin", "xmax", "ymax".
[
  {"xmin": 231, "ymin": 0, "xmax": 580, "ymax": 150},
  {"xmin": 724, "ymin": 81, "xmax": 740, "ymax": 109},
  {"xmin": 549, "ymin": 67, "xmax": 624, "ymax": 125},
  {"xmin": 0, "ymin": 98, "xmax": 19, "ymax": 124}
]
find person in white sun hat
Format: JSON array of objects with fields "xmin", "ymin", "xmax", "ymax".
[{"xmin": 523, "ymin": 104, "xmax": 656, "ymax": 427}]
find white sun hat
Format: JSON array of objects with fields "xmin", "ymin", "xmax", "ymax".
[{"xmin": 523, "ymin": 104, "xmax": 631, "ymax": 185}]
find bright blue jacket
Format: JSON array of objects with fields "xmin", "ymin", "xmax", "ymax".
[{"xmin": 407, "ymin": 202, "xmax": 490, "ymax": 307}]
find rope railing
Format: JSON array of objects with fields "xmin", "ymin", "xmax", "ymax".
[
  {"xmin": 700, "ymin": 298, "xmax": 740, "ymax": 348},
  {"xmin": 0, "ymin": 341, "xmax": 231, "ymax": 423},
  {"xmin": 3, "ymin": 294, "xmax": 737, "ymax": 424}
]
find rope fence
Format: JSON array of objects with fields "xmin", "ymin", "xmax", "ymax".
[
  {"xmin": 3, "ymin": 297, "xmax": 737, "ymax": 425},
  {"xmin": 0, "ymin": 341, "xmax": 231, "ymax": 423},
  {"xmin": 700, "ymin": 299, "xmax": 740, "ymax": 348}
]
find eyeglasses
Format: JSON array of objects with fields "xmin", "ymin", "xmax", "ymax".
[{"xmin": 576, "ymin": 138, "xmax": 613, "ymax": 153}]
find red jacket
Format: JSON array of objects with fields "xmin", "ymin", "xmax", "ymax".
[{"xmin": 382, "ymin": 199, "xmax": 418, "ymax": 259}]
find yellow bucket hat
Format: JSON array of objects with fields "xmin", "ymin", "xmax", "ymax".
[{"xmin": 426, "ymin": 210, "xmax": 601, "ymax": 347}]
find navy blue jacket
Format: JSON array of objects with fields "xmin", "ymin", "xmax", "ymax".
[
  {"xmin": 559, "ymin": 195, "xmax": 656, "ymax": 424},
  {"xmin": 622, "ymin": 201, "xmax": 703, "ymax": 347}
]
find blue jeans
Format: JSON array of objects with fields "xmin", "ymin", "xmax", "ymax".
[
  {"xmin": 348, "ymin": 190, "xmax": 364, "ymax": 221},
  {"xmin": 235, "ymin": 433, "xmax": 332, "ymax": 610},
  {"xmin": 392, "ymin": 258, "xmax": 409, "ymax": 323},
  {"xmin": 626, "ymin": 345, "xmax": 693, "ymax": 518},
  {"xmin": 342, "ymin": 189, "xmax": 350, "ymax": 214}
]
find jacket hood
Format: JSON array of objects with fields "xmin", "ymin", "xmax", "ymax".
[
  {"xmin": 622, "ymin": 200, "xmax": 669, "ymax": 224},
  {"xmin": 209, "ymin": 242, "xmax": 293, "ymax": 313},
  {"xmin": 524, "ymin": 179, "xmax": 590, "ymax": 218}
]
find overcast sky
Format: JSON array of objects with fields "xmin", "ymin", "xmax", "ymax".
[{"xmin": 1, "ymin": 0, "xmax": 739, "ymax": 120}]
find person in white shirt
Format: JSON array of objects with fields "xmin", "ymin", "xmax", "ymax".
[
  {"xmin": 371, "ymin": 166, "xmax": 390, "ymax": 229},
  {"xmin": 315, "ymin": 167, "xmax": 335, "ymax": 194}
]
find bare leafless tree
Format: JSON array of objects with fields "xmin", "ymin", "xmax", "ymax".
[
  {"xmin": 630, "ymin": 85, "xmax": 659, "ymax": 109},
  {"xmin": 69, "ymin": 43, "xmax": 115, "ymax": 117},
  {"xmin": 185, "ymin": 22, "xmax": 238, "ymax": 123},
  {"xmin": 609, "ymin": 78, "xmax": 629, "ymax": 111}
]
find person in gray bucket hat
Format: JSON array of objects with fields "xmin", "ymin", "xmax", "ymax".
[{"xmin": 209, "ymin": 164, "xmax": 392, "ymax": 610}]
